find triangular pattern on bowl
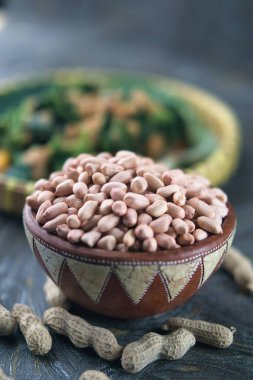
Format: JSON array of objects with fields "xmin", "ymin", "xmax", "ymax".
[
  {"xmin": 160, "ymin": 258, "xmax": 200, "ymax": 301},
  {"xmin": 34, "ymin": 239, "xmax": 65, "ymax": 283},
  {"xmin": 66, "ymin": 259, "xmax": 112, "ymax": 302},
  {"xmin": 115, "ymin": 265, "xmax": 158, "ymax": 304}
]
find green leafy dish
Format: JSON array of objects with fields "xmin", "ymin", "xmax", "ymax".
[{"xmin": 0, "ymin": 69, "xmax": 240, "ymax": 214}]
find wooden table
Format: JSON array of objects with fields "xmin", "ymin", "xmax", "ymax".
[{"xmin": 0, "ymin": 1, "xmax": 253, "ymax": 379}]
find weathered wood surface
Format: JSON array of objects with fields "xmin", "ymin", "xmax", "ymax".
[{"xmin": 0, "ymin": 1, "xmax": 253, "ymax": 379}]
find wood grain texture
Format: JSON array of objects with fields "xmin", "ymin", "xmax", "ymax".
[{"xmin": 0, "ymin": 0, "xmax": 253, "ymax": 379}]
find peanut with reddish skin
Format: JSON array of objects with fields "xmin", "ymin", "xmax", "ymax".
[
  {"xmin": 53, "ymin": 196, "xmax": 67, "ymax": 205},
  {"xmin": 67, "ymin": 207, "xmax": 78, "ymax": 216},
  {"xmin": 56, "ymin": 224, "xmax": 70, "ymax": 239},
  {"xmin": 92, "ymin": 172, "xmax": 107, "ymax": 186},
  {"xmin": 97, "ymin": 235, "xmax": 117, "ymax": 250},
  {"xmin": 109, "ymin": 170, "xmax": 132, "ymax": 184},
  {"xmin": 167, "ymin": 202, "xmax": 185, "ymax": 219},
  {"xmin": 173, "ymin": 190, "xmax": 186, "ymax": 206},
  {"xmin": 122, "ymin": 208, "xmax": 138, "ymax": 227},
  {"xmin": 101, "ymin": 163, "xmax": 123, "ymax": 176},
  {"xmin": 137, "ymin": 213, "xmax": 153, "ymax": 225},
  {"xmin": 67, "ymin": 229, "xmax": 83, "ymax": 243},
  {"xmin": 97, "ymin": 214, "xmax": 120, "ymax": 232},
  {"xmin": 12, "ymin": 304, "xmax": 52, "ymax": 355},
  {"xmin": 101, "ymin": 182, "xmax": 127, "ymax": 195},
  {"xmin": 43, "ymin": 202, "xmax": 68, "ymax": 221},
  {"xmin": 35, "ymin": 178, "xmax": 53, "ymax": 191},
  {"xmin": 65, "ymin": 195, "xmax": 83, "ymax": 209},
  {"xmin": 78, "ymin": 201, "xmax": 98, "ymax": 221},
  {"xmin": 86, "ymin": 163, "xmax": 100, "ymax": 176},
  {"xmin": 78, "ymin": 171, "xmax": 91, "ymax": 184},
  {"xmin": 145, "ymin": 193, "xmax": 165, "ymax": 203},
  {"xmin": 184, "ymin": 219, "xmax": 195, "ymax": 233},
  {"xmin": 43, "ymin": 214, "xmax": 68, "ymax": 232},
  {"xmin": 109, "ymin": 227, "xmax": 124, "ymax": 242},
  {"xmin": 80, "ymin": 157, "xmax": 104, "ymax": 168},
  {"xmin": 188, "ymin": 198, "xmax": 215, "ymax": 218},
  {"xmin": 223, "ymin": 246, "xmax": 253, "ymax": 293},
  {"xmin": 67, "ymin": 168, "xmax": 80, "ymax": 182},
  {"xmin": 143, "ymin": 238, "xmax": 157, "ymax": 252},
  {"xmin": 182, "ymin": 204, "xmax": 195, "ymax": 219},
  {"xmin": 52, "ymin": 175, "xmax": 67, "ymax": 188},
  {"xmin": 167, "ymin": 226, "xmax": 176, "ymax": 238},
  {"xmin": 211, "ymin": 204, "xmax": 228, "ymax": 218},
  {"xmin": 110, "ymin": 188, "xmax": 126, "ymax": 201},
  {"xmin": 193, "ymin": 228, "xmax": 208, "ymax": 241},
  {"xmin": 156, "ymin": 234, "xmax": 178, "ymax": 249},
  {"xmin": 81, "ymin": 231, "xmax": 102, "ymax": 247},
  {"xmin": 157, "ymin": 184, "xmax": 181, "ymax": 198},
  {"xmin": 0, "ymin": 304, "xmax": 16, "ymax": 336},
  {"xmin": 123, "ymin": 229, "xmax": 135, "ymax": 248},
  {"xmin": 55, "ymin": 179, "xmax": 74, "ymax": 196},
  {"xmin": 26, "ymin": 194, "xmax": 40, "ymax": 210},
  {"xmin": 161, "ymin": 317, "xmax": 235, "ymax": 348},
  {"xmin": 172, "ymin": 218, "xmax": 189, "ymax": 235},
  {"xmin": 112, "ymin": 201, "xmax": 127, "ymax": 216},
  {"xmin": 135, "ymin": 224, "xmax": 154, "ymax": 240},
  {"xmin": 82, "ymin": 215, "xmax": 102, "ymax": 232},
  {"xmin": 185, "ymin": 183, "xmax": 204, "ymax": 198},
  {"xmin": 144, "ymin": 172, "xmax": 164, "ymax": 191},
  {"xmin": 36, "ymin": 200, "xmax": 52, "ymax": 225},
  {"xmin": 73, "ymin": 182, "xmax": 88, "ymax": 198},
  {"xmin": 37, "ymin": 191, "xmax": 55, "ymax": 204},
  {"xmin": 118, "ymin": 155, "xmax": 138, "ymax": 169},
  {"xmin": 84, "ymin": 192, "xmax": 107, "ymax": 203},
  {"xmin": 67, "ymin": 214, "xmax": 81, "ymax": 229},
  {"xmin": 150, "ymin": 215, "xmax": 172, "ymax": 233},
  {"xmin": 130, "ymin": 176, "xmax": 148, "ymax": 193},
  {"xmin": 49, "ymin": 171, "xmax": 64, "ymax": 181},
  {"xmin": 177, "ymin": 233, "xmax": 195, "ymax": 246},
  {"xmin": 88, "ymin": 184, "xmax": 101, "ymax": 194},
  {"xmin": 197, "ymin": 216, "xmax": 223, "ymax": 234},
  {"xmin": 121, "ymin": 329, "xmax": 195, "ymax": 374},
  {"xmin": 99, "ymin": 199, "xmax": 114, "ymax": 215},
  {"xmin": 124, "ymin": 192, "xmax": 150, "ymax": 210},
  {"xmin": 146, "ymin": 200, "xmax": 167, "ymax": 218},
  {"xmin": 43, "ymin": 307, "xmax": 123, "ymax": 360},
  {"xmin": 211, "ymin": 187, "xmax": 228, "ymax": 203}
]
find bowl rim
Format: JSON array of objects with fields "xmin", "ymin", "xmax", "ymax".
[{"xmin": 23, "ymin": 203, "xmax": 236, "ymax": 264}]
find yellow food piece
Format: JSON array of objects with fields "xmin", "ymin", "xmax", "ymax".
[
  {"xmin": 0, "ymin": 150, "xmax": 11, "ymax": 172},
  {"xmin": 146, "ymin": 133, "xmax": 166, "ymax": 159}
]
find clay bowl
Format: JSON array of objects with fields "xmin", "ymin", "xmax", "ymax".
[{"xmin": 23, "ymin": 203, "xmax": 236, "ymax": 319}]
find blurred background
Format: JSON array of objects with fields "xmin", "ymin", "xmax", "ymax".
[
  {"xmin": 0, "ymin": 0, "xmax": 253, "ymax": 82},
  {"xmin": 0, "ymin": 0, "xmax": 252, "ymax": 219}
]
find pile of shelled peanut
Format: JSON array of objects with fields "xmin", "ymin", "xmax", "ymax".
[{"xmin": 26, "ymin": 151, "xmax": 228, "ymax": 252}]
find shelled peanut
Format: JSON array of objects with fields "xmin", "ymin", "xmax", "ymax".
[{"xmin": 27, "ymin": 151, "xmax": 228, "ymax": 252}]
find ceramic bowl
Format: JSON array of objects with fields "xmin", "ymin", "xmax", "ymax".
[{"xmin": 23, "ymin": 203, "xmax": 236, "ymax": 319}]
